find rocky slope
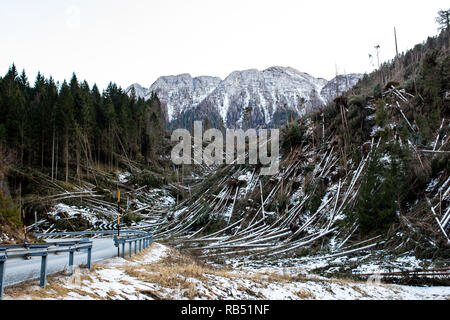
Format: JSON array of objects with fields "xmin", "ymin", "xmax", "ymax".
[{"xmin": 320, "ymin": 73, "xmax": 364, "ymax": 103}]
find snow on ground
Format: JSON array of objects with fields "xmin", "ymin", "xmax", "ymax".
[
  {"xmin": 225, "ymin": 249, "xmax": 443, "ymax": 278},
  {"xmin": 118, "ymin": 172, "xmax": 131, "ymax": 183},
  {"xmin": 145, "ymin": 189, "xmax": 176, "ymax": 208},
  {"xmin": 0, "ymin": 232, "xmax": 15, "ymax": 243},
  {"xmin": 49, "ymin": 203, "xmax": 97, "ymax": 222},
  {"xmin": 4, "ymin": 243, "xmax": 449, "ymax": 300}
]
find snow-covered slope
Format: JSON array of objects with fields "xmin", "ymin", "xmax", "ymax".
[
  {"xmin": 197, "ymin": 66, "xmax": 329, "ymax": 128},
  {"xmin": 320, "ymin": 73, "xmax": 364, "ymax": 103},
  {"xmin": 145, "ymin": 74, "xmax": 221, "ymax": 122},
  {"xmin": 126, "ymin": 67, "xmax": 362, "ymax": 128},
  {"xmin": 125, "ymin": 83, "xmax": 149, "ymax": 100}
]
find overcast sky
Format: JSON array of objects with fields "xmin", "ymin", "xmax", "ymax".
[{"xmin": 1, "ymin": 0, "xmax": 448, "ymax": 90}]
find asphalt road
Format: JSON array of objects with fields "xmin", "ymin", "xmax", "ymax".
[{"xmin": 3, "ymin": 238, "xmax": 137, "ymax": 287}]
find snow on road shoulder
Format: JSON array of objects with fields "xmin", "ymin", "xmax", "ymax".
[{"xmin": 4, "ymin": 243, "xmax": 450, "ymax": 300}]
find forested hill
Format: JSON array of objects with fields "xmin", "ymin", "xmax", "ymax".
[
  {"xmin": 0, "ymin": 68, "xmax": 167, "ymax": 175},
  {"xmin": 0, "ymin": 69, "xmax": 168, "ymax": 241}
]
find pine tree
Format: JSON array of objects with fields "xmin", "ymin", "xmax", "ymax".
[
  {"xmin": 353, "ymin": 148, "xmax": 401, "ymax": 234},
  {"xmin": 54, "ymin": 81, "xmax": 75, "ymax": 182},
  {"xmin": 436, "ymin": 9, "xmax": 450, "ymax": 31}
]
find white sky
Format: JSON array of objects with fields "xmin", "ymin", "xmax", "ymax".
[{"xmin": 1, "ymin": 0, "xmax": 448, "ymax": 90}]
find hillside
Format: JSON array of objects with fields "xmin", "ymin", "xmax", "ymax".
[{"xmin": 147, "ymin": 28, "xmax": 450, "ymax": 280}]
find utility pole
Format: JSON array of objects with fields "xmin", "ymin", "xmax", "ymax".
[
  {"xmin": 374, "ymin": 45, "xmax": 381, "ymax": 69},
  {"xmin": 374, "ymin": 45, "xmax": 382, "ymax": 84},
  {"xmin": 394, "ymin": 27, "xmax": 399, "ymax": 58},
  {"xmin": 394, "ymin": 27, "xmax": 400, "ymax": 71}
]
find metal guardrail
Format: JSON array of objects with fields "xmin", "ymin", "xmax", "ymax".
[
  {"xmin": 0, "ymin": 238, "xmax": 93, "ymax": 299},
  {"xmin": 0, "ymin": 229, "xmax": 153, "ymax": 300},
  {"xmin": 35, "ymin": 230, "xmax": 148, "ymax": 239},
  {"xmin": 114, "ymin": 232, "xmax": 153, "ymax": 259}
]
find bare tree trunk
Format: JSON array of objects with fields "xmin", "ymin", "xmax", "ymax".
[
  {"xmin": 76, "ymin": 139, "xmax": 80, "ymax": 183},
  {"xmin": 51, "ymin": 127, "xmax": 55, "ymax": 181},
  {"xmin": 55, "ymin": 136, "xmax": 59, "ymax": 181},
  {"xmin": 65, "ymin": 133, "xmax": 69, "ymax": 183},
  {"xmin": 41, "ymin": 135, "xmax": 44, "ymax": 169}
]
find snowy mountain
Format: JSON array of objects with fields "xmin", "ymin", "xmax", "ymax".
[
  {"xmin": 127, "ymin": 67, "xmax": 362, "ymax": 128},
  {"xmin": 146, "ymin": 74, "xmax": 222, "ymax": 122},
  {"xmin": 125, "ymin": 83, "xmax": 149, "ymax": 100},
  {"xmin": 194, "ymin": 67, "xmax": 329, "ymax": 128}
]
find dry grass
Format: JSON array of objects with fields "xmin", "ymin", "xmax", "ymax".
[
  {"xmin": 351, "ymin": 285, "xmax": 368, "ymax": 297},
  {"xmin": 4, "ymin": 264, "xmax": 105, "ymax": 300},
  {"xmin": 294, "ymin": 289, "xmax": 315, "ymax": 299},
  {"xmin": 38, "ymin": 282, "xmax": 102, "ymax": 300},
  {"xmin": 139, "ymin": 289, "xmax": 164, "ymax": 300},
  {"xmin": 124, "ymin": 247, "xmax": 152, "ymax": 262},
  {"xmin": 4, "ymin": 280, "xmax": 41, "ymax": 299},
  {"xmin": 236, "ymin": 285, "xmax": 267, "ymax": 299},
  {"xmin": 6, "ymin": 278, "xmax": 103, "ymax": 300},
  {"xmin": 119, "ymin": 246, "xmax": 332, "ymax": 299}
]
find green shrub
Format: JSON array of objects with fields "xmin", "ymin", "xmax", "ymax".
[
  {"xmin": 304, "ymin": 178, "xmax": 327, "ymax": 214},
  {"xmin": 431, "ymin": 154, "xmax": 449, "ymax": 176},
  {"xmin": 130, "ymin": 171, "xmax": 162, "ymax": 188},
  {"xmin": 373, "ymin": 83, "xmax": 382, "ymax": 99},
  {"xmin": 418, "ymin": 50, "xmax": 442, "ymax": 104},
  {"xmin": 324, "ymin": 102, "xmax": 338, "ymax": 122},
  {"xmin": 0, "ymin": 194, "xmax": 21, "ymax": 227},
  {"xmin": 348, "ymin": 95, "xmax": 366, "ymax": 108},
  {"xmin": 351, "ymin": 148, "xmax": 402, "ymax": 234},
  {"xmin": 375, "ymin": 100, "xmax": 388, "ymax": 128},
  {"xmin": 122, "ymin": 211, "xmax": 143, "ymax": 225},
  {"xmin": 281, "ymin": 122, "xmax": 304, "ymax": 150}
]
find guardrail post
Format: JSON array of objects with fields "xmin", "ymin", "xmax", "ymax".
[
  {"xmin": 139, "ymin": 239, "xmax": 142, "ymax": 253},
  {"xmin": 129, "ymin": 242, "xmax": 132, "ymax": 257},
  {"xmin": 0, "ymin": 249, "xmax": 6, "ymax": 300},
  {"xmin": 40, "ymin": 253, "xmax": 48, "ymax": 287},
  {"xmin": 87, "ymin": 246, "xmax": 92, "ymax": 270},
  {"xmin": 79, "ymin": 238, "xmax": 92, "ymax": 270},
  {"xmin": 68, "ymin": 250, "xmax": 74, "ymax": 276},
  {"xmin": 121, "ymin": 242, "xmax": 125, "ymax": 258},
  {"xmin": 134, "ymin": 241, "xmax": 137, "ymax": 255}
]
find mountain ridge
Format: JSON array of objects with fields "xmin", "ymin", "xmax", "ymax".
[{"xmin": 126, "ymin": 66, "xmax": 363, "ymax": 128}]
